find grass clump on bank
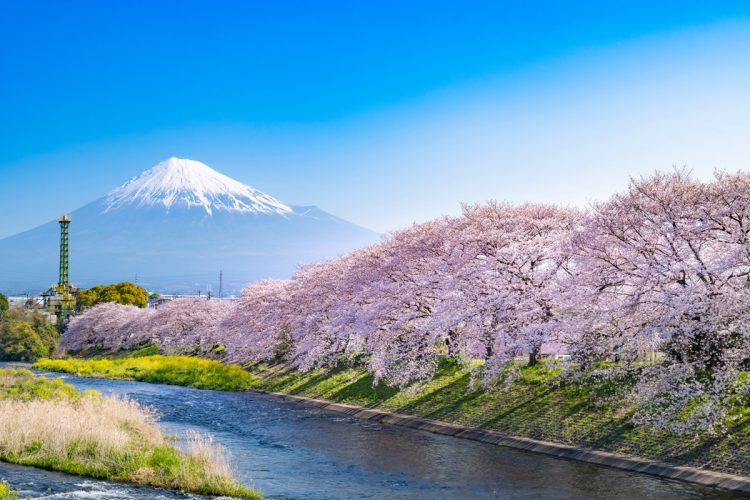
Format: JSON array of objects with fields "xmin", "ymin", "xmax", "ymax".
[
  {"xmin": 35, "ymin": 355, "xmax": 256, "ymax": 392},
  {"xmin": 0, "ymin": 368, "xmax": 260, "ymax": 498},
  {"xmin": 0, "ymin": 482, "xmax": 18, "ymax": 499}
]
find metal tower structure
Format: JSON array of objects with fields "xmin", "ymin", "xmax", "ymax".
[
  {"xmin": 43, "ymin": 215, "xmax": 77, "ymax": 330},
  {"xmin": 219, "ymin": 270, "xmax": 223, "ymax": 299},
  {"xmin": 58, "ymin": 215, "xmax": 71, "ymax": 286}
]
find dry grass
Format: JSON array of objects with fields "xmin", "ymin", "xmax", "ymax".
[
  {"xmin": 0, "ymin": 368, "xmax": 260, "ymax": 498},
  {"xmin": 0, "ymin": 396, "xmax": 161, "ymax": 460},
  {"xmin": 184, "ymin": 429, "xmax": 234, "ymax": 477}
]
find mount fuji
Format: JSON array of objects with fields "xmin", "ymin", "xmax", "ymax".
[{"xmin": 0, "ymin": 158, "xmax": 380, "ymax": 295}]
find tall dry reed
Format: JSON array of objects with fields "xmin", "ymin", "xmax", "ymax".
[{"xmin": 0, "ymin": 368, "xmax": 260, "ymax": 498}]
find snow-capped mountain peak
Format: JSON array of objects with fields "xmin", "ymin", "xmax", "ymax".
[{"xmin": 105, "ymin": 157, "xmax": 292, "ymax": 215}]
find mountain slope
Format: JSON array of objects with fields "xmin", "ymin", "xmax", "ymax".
[{"xmin": 0, "ymin": 158, "xmax": 380, "ymax": 295}]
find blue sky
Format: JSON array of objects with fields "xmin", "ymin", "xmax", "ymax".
[{"xmin": 2, "ymin": 1, "xmax": 750, "ymax": 236}]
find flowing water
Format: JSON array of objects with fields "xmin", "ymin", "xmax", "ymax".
[{"xmin": 0, "ymin": 362, "xmax": 740, "ymax": 499}]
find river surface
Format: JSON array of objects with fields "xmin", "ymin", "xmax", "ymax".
[{"xmin": 0, "ymin": 362, "xmax": 741, "ymax": 499}]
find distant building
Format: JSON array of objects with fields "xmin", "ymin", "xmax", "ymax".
[{"xmin": 539, "ymin": 341, "xmax": 570, "ymax": 361}]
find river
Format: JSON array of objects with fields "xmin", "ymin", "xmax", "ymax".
[{"xmin": 0, "ymin": 363, "xmax": 739, "ymax": 499}]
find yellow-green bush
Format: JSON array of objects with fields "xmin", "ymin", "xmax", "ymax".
[
  {"xmin": 36, "ymin": 355, "xmax": 257, "ymax": 391},
  {"xmin": 0, "ymin": 481, "xmax": 18, "ymax": 500}
]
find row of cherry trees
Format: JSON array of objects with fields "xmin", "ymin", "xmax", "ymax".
[
  {"xmin": 217, "ymin": 203, "xmax": 584, "ymax": 386},
  {"xmin": 61, "ymin": 298, "xmax": 231, "ymax": 355},
  {"xmin": 63, "ymin": 169, "xmax": 750, "ymax": 432}
]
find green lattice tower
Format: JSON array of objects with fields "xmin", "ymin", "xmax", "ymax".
[
  {"xmin": 58, "ymin": 215, "xmax": 71, "ymax": 286},
  {"xmin": 56, "ymin": 215, "xmax": 74, "ymax": 327}
]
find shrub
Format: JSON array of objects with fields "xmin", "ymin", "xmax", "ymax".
[
  {"xmin": 0, "ymin": 292, "xmax": 8, "ymax": 318},
  {"xmin": 0, "ymin": 481, "xmax": 18, "ymax": 499},
  {"xmin": 0, "ymin": 308, "xmax": 59, "ymax": 361},
  {"xmin": 36, "ymin": 355, "xmax": 257, "ymax": 392},
  {"xmin": 76, "ymin": 282, "xmax": 149, "ymax": 311}
]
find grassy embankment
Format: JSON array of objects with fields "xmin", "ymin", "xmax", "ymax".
[
  {"xmin": 0, "ymin": 368, "xmax": 260, "ymax": 499},
  {"xmin": 35, "ymin": 353, "xmax": 750, "ymax": 477}
]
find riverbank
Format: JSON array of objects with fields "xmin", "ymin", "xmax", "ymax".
[
  {"xmin": 0, "ymin": 368, "xmax": 260, "ymax": 499},
  {"xmin": 249, "ymin": 360, "xmax": 750, "ymax": 482},
  {"xmin": 20, "ymin": 360, "xmax": 717, "ymax": 499},
  {"xmin": 264, "ymin": 390, "xmax": 750, "ymax": 492},
  {"xmin": 36, "ymin": 355, "xmax": 750, "ymax": 490}
]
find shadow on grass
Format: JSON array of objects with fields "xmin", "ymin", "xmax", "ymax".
[
  {"xmin": 668, "ymin": 413, "xmax": 750, "ymax": 471},
  {"xmin": 284, "ymin": 370, "xmax": 339, "ymax": 396},
  {"xmin": 477, "ymin": 386, "xmax": 558, "ymax": 429},
  {"xmin": 396, "ymin": 373, "xmax": 482, "ymax": 418},
  {"xmin": 331, "ymin": 372, "xmax": 399, "ymax": 407}
]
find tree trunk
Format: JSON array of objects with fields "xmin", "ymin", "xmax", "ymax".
[{"xmin": 528, "ymin": 345, "xmax": 540, "ymax": 366}]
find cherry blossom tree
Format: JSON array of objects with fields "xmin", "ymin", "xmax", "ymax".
[
  {"xmin": 60, "ymin": 302, "xmax": 147, "ymax": 352},
  {"xmin": 145, "ymin": 298, "xmax": 233, "ymax": 354},
  {"xmin": 571, "ymin": 170, "xmax": 750, "ymax": 432},
  {"xmin": 62, "ymin": 298, "xmax": 235, "ymax": 356},
  {"xmin": 285, "ymin": 253, "xmax": 366, "ymax": 371},
  {"xmin": 221, "ymin": 279, "xmax": 295, "ymax": 364},
  {"xmin": 432, "ymin": 202, "xmax": 580, "ymax": 380},
  {"xmin": 354, "ymin": 218, "xmax": 459, "ymax": 385}
]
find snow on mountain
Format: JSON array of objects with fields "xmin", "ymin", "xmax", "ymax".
[{"xmin": 105, "ymin": 157, "xmax": 292, "ymax": 215}]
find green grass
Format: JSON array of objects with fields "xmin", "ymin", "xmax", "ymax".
[
  {"xmin": 0, "ymin": 368, "xmax": 260, "ymax": 498},
  {"xmin": 0, "ymin": 367, "xmax": 82, "ymax": 401},
  {"xmin": 35, "ymin": 355, "xmax": 257, "ymax": 392}
]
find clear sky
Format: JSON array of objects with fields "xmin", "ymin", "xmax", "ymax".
[{"xmin": 2, "ymin": 1, "xmax": 750, "ymax": 237}]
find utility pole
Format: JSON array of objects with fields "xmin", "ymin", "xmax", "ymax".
[{"xmin": 219, "ymin": 270, "xmax": 223, "ymax": 299}]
